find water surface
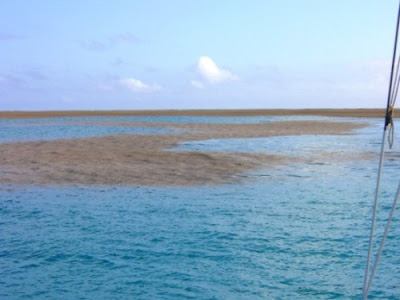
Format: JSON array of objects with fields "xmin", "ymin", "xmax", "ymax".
[{"xmin": 0, "ymin": 116, "xmax": 399, "ymax": 299}]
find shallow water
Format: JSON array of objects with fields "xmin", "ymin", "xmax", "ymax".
[
  {"xmin": 0, "ymin": 117, "xmax": 175, "ymax": 143},
  {"xmin": 174, "ymin": 122, "xmax": 380, "ymax": 157},
  {"xmin": 0, "ymin": 115, "xmax": 365, "ymax": 144},
  {"xmin": 0, "ymin": 116, "xmax": 399, "ymax": 299},
  {"xmin": 84, "ymin": 114, "xmax": 353, "ymax": 124}
]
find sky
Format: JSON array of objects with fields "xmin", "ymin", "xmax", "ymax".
[{"xmin": 0, "ymin": 0, "xmax": 399, "ymax": 110}]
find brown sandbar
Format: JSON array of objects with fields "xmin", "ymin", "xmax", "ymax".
[
  {"xmin": 0, "ymin": 108, "xmax": 389, "ymax": 119},
  {"xmin": 0, "ymin": 120, "xmax": 370, "ymax": 186}
]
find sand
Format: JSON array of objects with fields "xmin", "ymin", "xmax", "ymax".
[
  {"xmin": 0, "ymin": 116, "xmax": 370, "ymax": 186},
  {"xmin": 0, "ymin": 108, "xmax": 390, "ymax": 119}
]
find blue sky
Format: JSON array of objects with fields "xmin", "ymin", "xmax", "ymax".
[{"xmin": 0, "ymin": 1, "xmax": 399, "ymax": 110}]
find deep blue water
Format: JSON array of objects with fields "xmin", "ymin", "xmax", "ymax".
[{"xmin": 0, "ymin": 116, "xmax": 399, "ymax": 299}]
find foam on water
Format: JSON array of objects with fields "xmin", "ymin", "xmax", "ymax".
[{"xmin": 0, "ymin": 116, "xmax": 399, "ymax": 299}]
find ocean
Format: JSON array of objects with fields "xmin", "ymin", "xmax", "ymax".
[{"xmin": 0, "ymin": 116, "xmax": 399, "ymax": 299}]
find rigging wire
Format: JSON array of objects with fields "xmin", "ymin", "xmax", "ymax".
[
  {"xmin": 389, "ymin": 48, "xmax": 400, "ymax": 105},
  {"xmin": 365, "ymin": 183, "xmax": 400, "ymax": 296},
  {"xmin": 389, "ymin": 42, "xmax": 400, "ymax": 148},
  {"xmin": 388, "ymin": 61, "xmax": 398, "ymax": 148},
  {"xmin": 362, "ymin": 127, "xmax": 389, "ymax": 300},
  {"xmin": 363, "ymin": 2, "xmax": 400, "ymax": 299}
]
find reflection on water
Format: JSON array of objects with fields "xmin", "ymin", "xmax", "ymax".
[{"xmin": 0, "ymin": 116, "xmax": 399, "ymax": 299}]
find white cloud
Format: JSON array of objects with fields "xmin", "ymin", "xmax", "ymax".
[
  {"xmin": 197, "ymin": 56, "xmax": 238, "ymax": 83},
  {"xmin": 120, "ymin": 78, "xmax": 162, "ymax": 93},
  {"xmin": 191, "ymin": 80, "xmax": 204, "ymax": 89}
]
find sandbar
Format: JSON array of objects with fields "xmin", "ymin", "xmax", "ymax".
[
  {"xmin": 0, "ymin": 108, "xmax": 390, "ymax": 119},
  {"xmin": 0, "ymin": 119, "xmax": 370, "ymax": 186}
]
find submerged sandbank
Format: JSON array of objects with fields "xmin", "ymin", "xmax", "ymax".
[{"xmin": 0, "ymin": 120, "xmax": 370, "ymax": 186}]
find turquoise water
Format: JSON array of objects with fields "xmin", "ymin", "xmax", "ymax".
[
  {"xmin": 0, "ymin": 116, "xmax": 399, "ymax": 299},
  {"xmin": 85, "ymin": 114, "xmax": 349, "ymax": 124},
  {"xmin": 173, "ymin": 123, "xmax": 380, "ymax": 157},
  {"xmin": 0, "ymin": 117, "xmax": 176, "ymax": 143}
]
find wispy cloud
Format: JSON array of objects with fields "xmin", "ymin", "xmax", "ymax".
[
  {"xmin": 112, "ymin": 33, "xmax": 140, "ymax": 43},
  {"xmin": 97, "ymin": 84, "xmax": 114, "ymax": 91},
  {"xmin": 111, "ymin": 58, "xmax": 127, "ymax": 67},
  {"xmin": 0, "ymin": 74, "xmax": 24, "ymax": 87},
  {"xmin": 80, "ymin": 40, "xmax": 108, "ymax": 51},
  {"xmin": 80, "ymin": 32, "xmax": 140, "ymax": 51},
  {"xmin": 0, "ymin": 33, "xmax": 25, "ymax": 41},
  {"xmin": 0, "ymin": 68, "xmax": 47, "ymax": 88},
  {"xmin": 191, "ymin": 80, "xmax": 204, "ymax": 89},
  {"xmin": 25, "ymin": 69, "xmax": 47, "ymax": 80},
  {"xmin": 120, "ymin": 78, "xmax": 162, "ymax": 93},
  {"xmin": 197, "ymin": 56, "xmax": 238, "ymax": 84}
]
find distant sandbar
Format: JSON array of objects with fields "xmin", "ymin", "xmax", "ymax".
[{"xmin": 0, "ymin": 108, "xmax": 389, "ymax": 119}]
